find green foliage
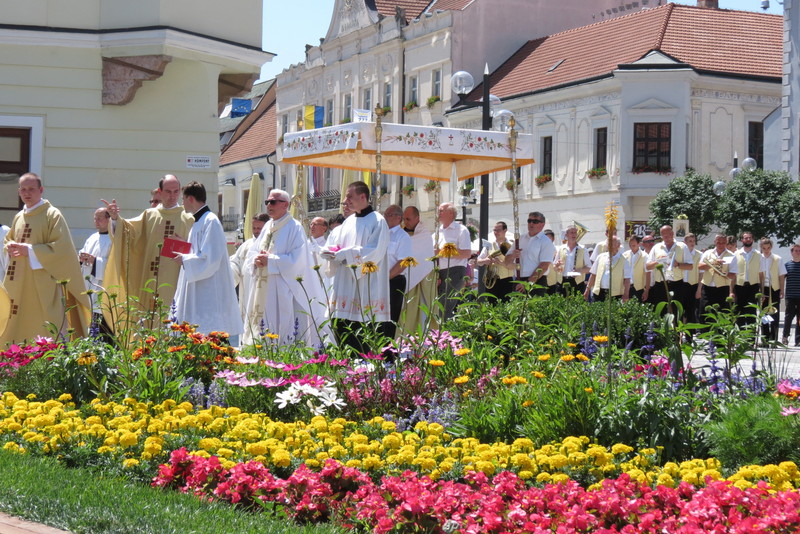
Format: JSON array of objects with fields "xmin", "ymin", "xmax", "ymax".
[
  {"xmin": 703, "ymin": 396, "xmax": 800, "ymax": 468},
  {"xmin": 648, "ymin": 170, "xmax": 717, "ymax": 239},
  {"xmin": 715, "ymin": 169, "xmax": 800, "ymax": 246},
  {"xmin": 0, "ymin": 452, "xmax": 342, "ymax": 534}
]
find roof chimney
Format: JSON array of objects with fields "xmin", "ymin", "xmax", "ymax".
[{"xmin": 696, "ymin": 0, "xmax": 719, "ymax": 7}]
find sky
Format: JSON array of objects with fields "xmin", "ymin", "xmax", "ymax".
[{"xmin": 260, "ymin": 0, "xmax": 782, "ymax": 82}]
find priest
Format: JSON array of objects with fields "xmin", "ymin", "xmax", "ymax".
[
  {"xmin": 1, "ymin": 173, "xmax": 91, "ymax": 346},
  {"xmin": 242, "ymin": 189, "xmax": 330, "ymax": 347},
  {"xmin": 173, "ymin": 181, "xmax": 242, "ymax": 336},
  {"xmin": 322, "ymin": 181, "xmax": 390, "ymax": 352},
  {"xmin": 102, "ymin": 174, "xmax": 194, "ymax": 328},
  {"xmin": 399, "ymin": 205, "xmax": 436, "ymax": 335},
  {"xmin": 230, "ymin": 213, "xmax": 269, "ymax": 326}
]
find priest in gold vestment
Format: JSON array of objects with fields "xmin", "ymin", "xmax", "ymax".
[
  {"xmin": 102, "ymin": 175, "xmax": 193, "ymax": 328},
  {"xmin": 1, "ymin": 173, "xmax": 91, "ymax": 346}
]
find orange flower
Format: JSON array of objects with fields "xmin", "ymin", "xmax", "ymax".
[{"xmin": 167, "ymin": 345, "xmax": 187, "ymax": 353}]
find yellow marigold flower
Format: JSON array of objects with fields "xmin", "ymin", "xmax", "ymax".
[
  {"xmin": 439, "ymin": 243, "xmax": 459, "ymax": 258},
  {"xmin": 518, "ymin": 470, "xmax": 534, "ymax": 480},
  {"xmin": 454, "ymin": 348, "xmax": 471, "ymax": 356},
  {"xmin": 122, "ymin": 458, "xmax": 140, "ymax": 469},
  {"xmin": 576, "ymin": 353, "xmax": 589, "ymax": 361},
  {"xmin": 611, "ymin": 443, "xmax": 634, "ymax": 455},
  {"xmin": 454, "ymin": 376, "xmax": 469, "ymax": 385},
  {"xmin": 538, "ymin": 354, "xmax": 551, "ymax": 361},
  {"xmin": 522, "ymin": 400, "xmax": 534, "ymax": 407},
  {"xmin": 428, "ymin": 359, "xmax": 445, "ymax": 367},
  {"xmin": 360, "ymin": 261, "xmax": 379, "ymax": 275},
  {"xmin": 566, "ymin": 343, "xmax": 577, "ymax": 348},
  {"xmin": 76, "ymin": 353, "xmax": 98, "ymax": 366},
  {"xmin": 593, "ymin": 335, "xmax": 609, "ymax": 343},
  {"xmin": 399, "ymin": 256, "xmax": 418, "ymax": 268},
  {"xmin": 465, "ymin": 368, "xmax": 473, "ymax": 374},
  {"xmin": 57, "ymin": 394, "xmax": 72, "ymax": 402},
  {"xmin": 560, "ymin": 354, "xmax": 575, "ymax": 362},
  {"xmin": 531, "ymin": 371, "xmax": 545, "ymax": 379},
  {"xmin": 584, "ymin": 387, "xmax": 593, "ymax": 394}
]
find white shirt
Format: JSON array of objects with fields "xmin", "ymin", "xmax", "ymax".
[
  {"xmin": 387, "ymin": 225, "xmax": 413, "ymax": 276},
  {"xmin": 507, "ymin": 231, "xmax": 557, "ymax": 279},
  {"xmin": 590, "ymin": 250, "xmax": 632, "ymax": 289},
  {"xmin": 435, "ymin": 221, "xmax": 471, "ymax": 269}
]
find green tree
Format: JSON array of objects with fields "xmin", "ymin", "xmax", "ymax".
[
  {"xmin": 715, "ymin": 169, "xmax": 800, "ymax": 246},
  {"xmin": 648, "ymin": 171, "xmax": 718, "ymax": 238}
]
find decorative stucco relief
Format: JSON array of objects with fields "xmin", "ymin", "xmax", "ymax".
[{"xmin": 102, "ymin": 55, "xmax": 172, "ymax": 105}]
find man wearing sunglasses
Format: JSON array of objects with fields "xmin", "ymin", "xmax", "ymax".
[
  {"xmin": 241, "ymin": 190, "xmax": 330, "ymax": 347},
  {"xmin": 505, "ymin": 211, "xmax": 556, "ymax": 295}
]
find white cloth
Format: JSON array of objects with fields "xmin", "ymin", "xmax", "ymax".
[
  {"xmin": 559, "ymin": 243, "xmax": 592, "ymax": 277},
  {"xmin": 0, "ymin": 225, "xmax": 9, "ymax": 276},
  {"xmin": 434, "ymin": 221, "xmax": 471, "ymax": 268},
  {"xmin": 174, "ymin": 210, "xmax": 243, "ymax": 336},
  {"xmin": 243, "ymin": 213, "xmax": 331, "ymax": 346},
  {"xmin": 507, "ymin": 231, "xmax": 557, "ymax": 279},
  {"xmin": 406, "ymin": 221, "xmax": 434, "ymax": 291},
  {"xmin": 590, "ymin": 250, "xmax": 632, "ymax": 289},
  {"xmin": 762, "ymin": 253, "xmax": 787, "ymax": 287},
  {"xmin": 79, "ymin": 232, "xmax": 112, "ymax": 313},
  {"xmin": 308, "ymin": 234, "xmax": 332, "ymax": 295},
  {"xmin": 388, "ymin": 225, "xmax": 413, "ymax": 274},
  {"xmin": 325, "ymin": 208, "xmax": 390, "ymax": 322},
  {"xmin": 648, "ymin": 241, "xmax": 688, "ymax": 284},
  {"xmin": 230, "ymin": 236, "xmax": 259, "ymax": 323}
]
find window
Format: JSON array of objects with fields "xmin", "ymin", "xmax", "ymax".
[
  {"xmin": 594, "ymin": 127, "xmax": 608, "ymax": 169},
  {"xmin": 325, "ymin": 99, "xmax": 333, "ymax": 126},
  {"xmin": 363, "ymin": 87, "xmax": 372, "ymax": 112},
  {"xmin": 633, "ymin": 122, "xmax": 671, "ymax": 171},
  {"xmin": 541, "ymin": 136, "xmax": 553, "ymax": 175},
  {"xmin": 295, "ymin": 109, "xmax": 303, "ymax": 130},
  {"xmin": 0, "ymin": 127, "xmax": 29, "ymax": 213},
  {"xmin": 281, "ymin": 115, "xmax": 288, "ymax": 135},
  {"xmin": 383, "ymin": 82, "xmax": 392, "ymax": 109},
  {"xmin": 323, "ymin": 167, "xmax": 332, "ymax": 192},
  {"xmin": 432, "ymin": 69, "xmax": 441, "ymax": 98},
  {"xmin": 748, "ymin": 121, "xmax": 764, "ymax": 169},
  {"xmin": 408, "ymin": 76, "xmax": 418, "ymax": 105},
  {"xmin": 343, "ymin": 93, "xmax": 352, "ymax": 122}
]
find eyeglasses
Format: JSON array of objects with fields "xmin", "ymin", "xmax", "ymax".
[
  {"xmin": 265, "ymin": 199, "xmax": 287, "ymax": 205},
  {"xmin": 527, "ymin": 219, "xmax": 544, "ymax": 224},
  {"xmin": 642, "ymin": 239, "xmax": 655, "ymax": 243}
]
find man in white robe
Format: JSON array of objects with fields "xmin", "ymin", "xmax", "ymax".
[
  {"xmin": 322, "ymin": 181, "xmax": 390, "ymax": 352},
  {"xmin": 308, "ymin": 216, "xmax": 331, "ymax": 294},
  {"xmin": 400, "ymin": 206, "xmax": 435, "ymax": 334},
  {"xmin": 230, "ymin": 213, "xmax": 269, "ymax": 325},
  {"xmin": 382, "ymin": 204, "xmax": 413, "ymax": 339},
  {"xmin": 79, "ymin": 208, "xmax": 112, "ymax": 313},
  {"xmin": 243, "ymin": 190, "xmax": 330, "ymax": 347},
  {"xmin": 173, "ymin": 181, "xmax": 242, "ymax": 337}
]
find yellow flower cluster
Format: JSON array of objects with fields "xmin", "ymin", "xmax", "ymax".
[{"xmin": 1, "ymin": 393, "xmax": 798, "ymax": 491}]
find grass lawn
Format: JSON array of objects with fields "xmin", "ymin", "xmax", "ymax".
[{"xmin": 0, "ymin": 451, "xmax": 344, "ymax": 534}]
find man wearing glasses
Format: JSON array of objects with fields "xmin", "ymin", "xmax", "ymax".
[
  {"xmin": 505, "ymin": 211, "xmax": 556, "ymax": 296},
  {"xmin": 242, "ymin": 189, "xmax": 330, "ymax": 346}
]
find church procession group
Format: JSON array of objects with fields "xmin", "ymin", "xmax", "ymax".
[{"xmin": 3, "ymin": 171, "xmax": 800, "ymax": 350}]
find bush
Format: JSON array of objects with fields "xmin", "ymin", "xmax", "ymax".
[{"xmin": 703, "ymin": 396, "xmax": 800, "ymax": 468}]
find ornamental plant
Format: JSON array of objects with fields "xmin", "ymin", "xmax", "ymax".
[{"xmin": 535, "ymin": 174, "xmax": 552, "ymax": 187}]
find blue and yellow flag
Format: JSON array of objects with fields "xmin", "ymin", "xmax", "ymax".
[{"xmin": 303, "ymin": 105, "xmax": 324, "ymax": 129}]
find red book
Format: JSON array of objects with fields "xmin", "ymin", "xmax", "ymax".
[{"xmin": 160, "ymin": 236, "xmax": 191, "ymax": 258}]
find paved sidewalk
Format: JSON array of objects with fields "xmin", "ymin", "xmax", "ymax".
[{"xmin": 0, "ymin": 513, "xmax": 70, "ymax": 534}]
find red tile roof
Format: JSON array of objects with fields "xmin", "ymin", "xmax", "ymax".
[
  {"xmin": 220, "ymin": 98, "xmax": 276, "ymax": 166},
  {"xmin": 472, "ymin": 3, "xmax": 781, "ymax": 101},
  {"xmin": 428, "ymin": 0, "xmax": 473, "ymax": 11},
  {"xmin": 374, "ymin": 0, "xmax": 434, "ymax": 20}
]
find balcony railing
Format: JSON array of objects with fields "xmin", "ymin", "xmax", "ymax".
[{"xmin": 308, "ymin": 190, "xmax": 340, "ymax": 213}]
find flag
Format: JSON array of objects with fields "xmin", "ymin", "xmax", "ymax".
[
  {"xmin": 352, "ymin": 108, "xmax": 372, "ymax": 123},
  {"xmin": 304, "ymin": 105, "xmax": 324, "ymax": 129},
  {"xmin": 230, "ymin": 98, "xmax": 252, "ymax": 117}
]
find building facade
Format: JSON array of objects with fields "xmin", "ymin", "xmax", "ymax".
[
  {"xmin": 447, "ymin": 3, "xmax": 781, "ymax": 245},
  {"xmin": 0, "ymin": 0, "xmax": 270, "ymax": 240}
]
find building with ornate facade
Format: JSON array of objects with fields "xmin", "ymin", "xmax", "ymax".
[{"xmin": 446, "ymin": 2, "xmax": 781, "ymax": 244}]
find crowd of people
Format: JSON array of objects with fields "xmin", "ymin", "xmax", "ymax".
[{"xmin": 2, "ymin": 171, "xmax": 800, "ymax": 350}]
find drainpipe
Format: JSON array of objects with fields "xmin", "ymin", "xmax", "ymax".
[{"xmin": 266, "ymin": 151, "xmax": 277, "ymax": 190}]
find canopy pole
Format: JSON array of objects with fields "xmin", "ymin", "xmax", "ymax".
[
  {"xmin": 509, "ymin": 117, "xmax": 520, "ymax": 278},
  {"xmin": 291, "ymin": 164, "xmax": 309, "ymax": 236},
  {"xmin": 373, "ymin": 106, "xmax": 384, "ymax": 210}
]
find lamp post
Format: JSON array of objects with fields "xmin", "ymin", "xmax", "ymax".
[
  {"xmin": 451, "ymin": 65, "xmax": 496, "ymax": 294},
  {"xmin": 713, "ymin": 152, "xmax": 758, "ymax": 196}
]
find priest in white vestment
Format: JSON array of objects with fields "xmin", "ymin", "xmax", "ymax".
[
  {"xmin": 243, "ymin": 190, "xmax": 331, "ymax": 347},
  {"xmin": 79, "ymin": 208, "xmax": 113, "ymax": 314},
  {"xmin": 173, "ymin": 182, "xmax": 242, "ymax": 336},
  {"xmin": 230, "ymin": 213, "xmax": 269, "ymax": 325},
  {"xmin": 322, "ymin": 181, "xmax": 390, "ymax": 352},
  {"xmin": 399, "ymin": 206, "xmax": 436, "ymax": 334}
]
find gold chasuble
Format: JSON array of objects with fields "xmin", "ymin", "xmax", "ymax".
[
  {"xmin": 103, "ymin": 206, "xmax": 193, "ymax": 328},
  {"xmin": 1, "ymin": 201, "xmax": 91, "ymax": 345}
]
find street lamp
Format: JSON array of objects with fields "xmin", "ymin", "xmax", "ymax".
[
  {"xmin": 714, "ymin": 152, "xmax": 758, "ymax": 196},
  {"xmin": 451, "ymin": 65, "xmax": 495, "ymax": 294}
]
